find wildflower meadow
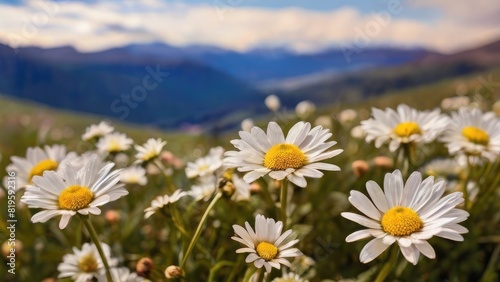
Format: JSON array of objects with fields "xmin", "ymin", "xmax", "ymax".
[{"xmin": 1, "ymin": 92, "xmax": 500, "ymax": 282}]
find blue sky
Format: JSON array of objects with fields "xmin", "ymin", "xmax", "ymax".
[
  {"xmin": 0, "ymin": 0, "xmax": 498, "ymax": 53},
  {"xmin": 0, "ymin": 0, "xmax": 389, "ymax": 11}
]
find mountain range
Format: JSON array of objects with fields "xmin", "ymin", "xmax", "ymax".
[{"xmin": 0, "ymin": 39, "xmax": 499, "ymax": 129}]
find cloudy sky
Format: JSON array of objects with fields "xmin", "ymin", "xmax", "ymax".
[{"xmin": 0, "ymin": 0, "xmax": 499, "ymax": 53}]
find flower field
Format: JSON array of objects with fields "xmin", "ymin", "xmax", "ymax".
[{"xmin": 1, "ymin": 76, "xmax": 499, "ymax": 282}]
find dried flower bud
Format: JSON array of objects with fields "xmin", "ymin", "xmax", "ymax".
[
  {"xmin": 373, "ymin": 156, "xmax": 394, "ymax": 170},
  {"xmin": 352, "ymin": 160, "xmax": 369, "ymax": 178},
  {"xmin": 250, "ymin": 182, "xmax": 261, "ymax": 194},
  {"xmin": 105, "ymin": 210, "xmax": 120, "ymax": 225},
  {"xmin": 136, "ymin": 257, "xmax": 154, "ymax": 278},
  {"xmin": 219, "ymin": 171, "xmax": 236, "ymax": 197},
  {"xmin": 164, "ymin": 265, "xmax": 183, "ymax": 279}
]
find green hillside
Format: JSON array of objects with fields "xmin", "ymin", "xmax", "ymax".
[{"xmin": 0, "ymin": 95, "xmax": 204, "ymax": 173}]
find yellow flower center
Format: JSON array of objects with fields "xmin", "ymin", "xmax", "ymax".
[
  {"xmin": 263, "ymin": 144, "xmax": 307, "ymax": 170},
  {"xmin": 393, "ymin": 122, "xmax": 422, "ymax": 138},
  {"xmin": 28, "ymin": 159, "xmax": 59, "ymax": 183},
  {"xmin": 78, "ymin": 253, "xmax": 98, "ymax": 273},
  {"xmin": 58, "ymin": 185, "xmax": 93, "ymax": 210},
  {"xmin": 142, "ymin": 151, "xmax": 158, "ymax": 161},
  {"xmin": 462, "ymin": 126, "xmax": 489, "ymax": 145},
  {"xmin": 381, "ymin": 206, "xmax": 423, "ymax": 237},
  {"xmin": 256, "ymin": 241, "xmax": 278, "ymax": 261},
  {"xmin": 108, "ymin": 140, "xmax": 122, "ymax": 152}
]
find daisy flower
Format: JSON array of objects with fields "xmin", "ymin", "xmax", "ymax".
[
  {"xmin": 440, "ymin": 108, "xmax": 500, "ymax": 161},
  {"xmin": 224, "ymin": 121, "xmax": 342, "ymax": 188},
  {"xmin": 341, "ymin": 170, "xmax": 469, "ymax": 265},
  {"xmin": 82, "ymin": 121, "xmax": 114, "ymax": 141},
  {"xmin": 134, "ymin": 138, "xmax": 167, "ymax": 164},
  {"xmin": 6, "ymin": 145, "xmax": 74, "ymax": 189},
  {"xmin": 361, "ymin": 104, "xmax": 449, "ymax": 152},
  {"xmin": 231, "ymin": 174, "xmax": 251, "ymax": 202},
  {"xmin": 21, "ymin": 154, "xmax": 128, "ymax": 229},
  {"xmin": 185, "ymin": 147, "xmax": 224, "ymax": 179},
  {"xmin": 120, "ymin": 166, "xmax": 148, "ymax": 185},
  {"xmin": 232, "ymin": 214, "xmax": 302, "ymax": 273},
  {"xmin": 265, "ymin": 95, "xmax": 280, "ymax": 112},
  {"xmin": 57, "ymin": 242, "xmax": 117, "ymax": 282},
  {"xmin": 144, "ymin": 189, "xmax": 188, "ymax": 219},
  {"xmin": 272, "ymin": 272, "xmax": 308, "ymax": 282},
  {"xmin": 97, "ymin": 267, "xmax": 142, "ymax": 282},
  {"xmin": 190, "ymin": 182, "xmax": 217, "ymax": 202},
  {"xmin": 96, "ymin": 132, "xmax": 133, "ymax": 154},
  {"xmin": 295, "ymin": 100, "xmax": 315, "ymax": 119}
]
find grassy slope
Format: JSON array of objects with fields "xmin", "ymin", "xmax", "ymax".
[
  {"xmin": 322, "ymin": 67, "xmax": 500, "ymax": 114},
  {"xmin": 0, "ymin": 95, "xmax": 205, "ymax": 173}
]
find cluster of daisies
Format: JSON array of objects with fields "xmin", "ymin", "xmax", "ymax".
[
  {"xmin": 4, "ymin": 100, "xmax": 497, "ymax": 281},
  {"xmin": 361, "ymin": 105, "xmax": 500, "ymax": 160}
]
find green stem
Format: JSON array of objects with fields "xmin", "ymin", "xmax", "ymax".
[
  {"xmin": 260, "ymin": 180, "xmax": 277, "ymax": 217},
  {"xmin": 180, "ymin": 192, "xmax": 222, "ymax": 270},
  {"xmin": 168, "ymin": 206, "xmax": 190, "ymax": 238},
  {"xmin": 374, "ymin": 246, "xmax": 399, "ymax": 282},
  {"xmin": 472, "ymin": 161, "xmax": 500, "ymax": 216},
  {"xmin": 257, "ymin": 268, "xmax": 265, "ymax": 282},
  {"xmin": 208, "ymin": 261, "xmax": 235, "ymax": 282},
  {"xmin": 401, "ymin": 144, "xmax": 411, "ymax": 178},
  {"xmin": 166, "ymin": 206, "xmax": 212, "ymax": 258},
  {"xmin": 154, "ymin": 159, "xmax": 175, "ymax": 193},
  {"xmin": 463, "ymin": 156, "xmax": 473, "ymax": 210},
  {"xmin": 227, "ymin": 255, "xmax": 243, "ymax": 282},
  {"xmin": 280, "ymin": 179, "xmax": 289, "ymax": 229},
  {"xmin": 79, "ymin": 215, "xmax": 114, "ymax": 282},
  {"xmin": 480, "ymin": 244, "xmax": 500, "ymax": 282}
]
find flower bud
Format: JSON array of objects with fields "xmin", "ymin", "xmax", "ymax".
[
  {"xmin": 373, "ymin": 156, "xmax": 394, "ymax": 170},
  {"xmin": 352, "ymin": 160, "xmax": 369, "ymax": 178},
  {"xmin": 136, "ymin": 257, "xmax": 154, "ymax": 278},
  {"xmin": 164, "ymin": 265, "xmax": 183, "ymax": 279}
]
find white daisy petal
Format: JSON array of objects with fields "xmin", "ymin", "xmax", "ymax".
[
  {"xmin": 341, "ymin": 212, "xmax": 380, "ymax": 229},
  {"xmin": 349, "ymin": 191, "xmax": 382, "ymax": 220},
  {"xmin": 345, "ymin": 230, "xmax": 373, "ymax": 242},
  {"xmin": 359, "ymin": 238, "xmax": 390, "ymax": 263},
  {"xmin": 414, "ymin": 241, "xmax": 436, "ymax": 259},
  {"xmin": 399, "ymin": 245, "xmax": 419, "ymax": 265}
]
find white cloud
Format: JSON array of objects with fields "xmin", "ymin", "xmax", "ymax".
[
  {"xmin": 412, "ymin": 0, "xmax": 500, "ymax": 26},
  {"xmin": 0, "ymin": 0, "xmax": 498, "ymax": 53}
]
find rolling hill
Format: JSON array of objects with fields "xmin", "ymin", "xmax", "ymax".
[{"xmin": 0, "ymin": 43, "xmax": 265, "ymax": 128}]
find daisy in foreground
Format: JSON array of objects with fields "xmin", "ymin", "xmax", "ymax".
[
  {"xmin": 341, "ymin": 170, "xmax": 469, "ymax": 265},
  {"xmin": 224, "ymin": 121, "xmax": 342, "ymax": 187},
  {"xmin": 57, "ymin": 242, "xmax": 117, "ymax": 282},
  {"xmin": 21, "ymin": 154, "xmax": 128, "ymax": 229},
  {"xmin": 232, "ymin": 214, "xmax": 302, "ymax": 273},
  {"xmin": 361, "ymin": 104, "xmax": 449, "ymax": 152},
  {"xmin": 440, "ymin": 108, "xmax": 500, "ymax": 161}
]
